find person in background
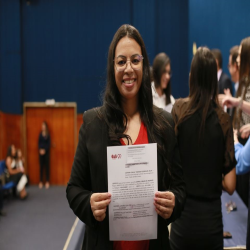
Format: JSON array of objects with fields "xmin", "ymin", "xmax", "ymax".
[
  {"xmin": 211, "ymin": 49, "xmax": 233, "ymax": 95},
  {"xmin": 152, "ymin": 52, "xmax": 175, "ymax": 112},
  {"xmin": 228, "ymin": 46, "xmax": 240, "ymax": 96},
  {"xmin": 219, "ymin": 46, "xmax": 240, "ymax": 117},
  {"xmin": 38, "ymin": 121, "xmax": 51, "ymax": 189},
  {"xmin": 66, "ymin": 24, "xmax": 185, "ymax": 250},
  {"xmin": 16, "ymin": 149, "xmax": 25, "ymax": 173},
  {"xmin": 5, "ymin": 145, "xmax": 28, "ymax": 200},
  {"xmin": 170, "ymin": 47, "xmax": 236, "ymax": 250},
  {"xmin": 233, "ymin": 127, "xmax": 250, "ymax": 250},
  {"xmin": 222, "ymin": 37, "xmax": 250, "ymax": 208}
]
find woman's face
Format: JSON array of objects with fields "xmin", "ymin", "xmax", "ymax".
[
  {"xmin": 114, "ymin": 37, "xmax": 143, "ymax": 102},
  {"xmin": 17, "ymin": 150, "xmax": 22, "ymax": 158},
  {"xmin": 236, "ymin": 45, "xmax": 242, "ymax": 68},
  {"xmin": 42, "ymin": 123, "xmax": 46, "ymax": 132},
  {"xmin": 11, "ymin": 145, "xmax": 16, "ymax": 156},
  {"xmin": 160, "ymin": 63, "xmax": 171, "ymax": 90}
]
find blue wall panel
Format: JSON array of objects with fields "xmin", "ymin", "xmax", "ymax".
[
  {"xmin": 189, "ymin": 0, "xmax": 250, "ymax": 78},
  {"xmin": 0, "ymin": 0, "xmax": 22, "ymax": 114},
  {"xmin": 21, "ymin": 0, "xmax": 132, "ymax": 113},
  {"xmin": 133, "ymin": 0, "xmax": 156, "ymax": 63},
  {"xmin": 1, "ymin": 1, "xmax": 250, "ymax": 114},
  {"xmin": 1, "ymin": 0, "xmax": 190, "ymax": 114},
  {"xmin": 156, "ymin": 0, "xmax": 189, "ymax": 99}
]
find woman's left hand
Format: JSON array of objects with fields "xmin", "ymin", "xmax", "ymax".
[{"xmin": 154, "ymin": 191, "xmax": 175, "ymax": 219}]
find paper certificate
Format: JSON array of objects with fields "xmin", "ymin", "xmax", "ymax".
[{"xmin": 107, "ymin": 143, "xmax": 158, "ymax": 241}]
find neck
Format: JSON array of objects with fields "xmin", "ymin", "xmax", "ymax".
[
  {"xmin": 121, "ymin": 97, "xmax": 139, "ymax": 119},
  {"xmin": 155, "ymin": 86, "xmax": 163, "ymax": 96},
  {"xmin": 233, "ymin": 74, "xmax": 239, "ymax": 83}
]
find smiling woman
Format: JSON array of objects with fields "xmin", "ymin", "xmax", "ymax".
[
  {"xmin": 114, "ymin": 37, "xmax": 143, "ymax": 103},
  {"xmin": 152, "ymin": 53, "xmax": 175, "ymax": 112},
  {"xmin": 66, "ymin": 24, "xmax": 186, "ymax": 250}
]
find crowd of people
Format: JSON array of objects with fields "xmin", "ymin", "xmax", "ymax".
[
  {"xmin": 1, "ymin": 23, "xmax": 249, "ymax": 249},
  {"xmin": 0, "ymin": 121, "xmax": 51, "ymax": 217},
  {"xmin": 67, "ymin": 24, "xmax": 249, "ymax": 250}
]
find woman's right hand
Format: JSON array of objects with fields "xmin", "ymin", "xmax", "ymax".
[
  {"xmin": 240, "ymin": 124, "xmax": 250, "ymax": 139},
  {"xmin": 90, "ymin": 193, "xmax": 111, "ymax": 222},
  {"xmin": 222, "ymin": 96, "xmax": 239, "ymax": 108},
  {"xmin": 39, "ymin": 149, "xmax": 45, "ymax": 155}
]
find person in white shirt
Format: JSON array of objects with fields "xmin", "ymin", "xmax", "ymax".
[
  {"xmin": 151, "ymin": 53, "xmax": 175, "ymax": 112},
  {"xmin": 228, "ymin": 46, "xmax": 240, "ymax": 95}
]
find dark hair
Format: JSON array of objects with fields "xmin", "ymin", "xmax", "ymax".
[
  {"xmin": 16, "ymin": 149, "xmax": 22, "ymax": 158},
  {"xmin": 42, "ymin": 121, "xmax": 49, "ymax": 136},
  {"xmin": 211, "ymin": 49, "xmax": 222, "ymax": 69},
  {"xmin": 230, "ymin": 45, "xmax": 239, "ymax": 66},
  {"xmin": 101, "ymin": 24, "xmax": 173, "ymax": 183},
  {"xmin": 6, "ymin": 145, "xmax": 16, "ymax": 159},
  {"xmin": 175, "ymin": 47, "xmax": 218, "ymax": 138},
  {"xmin": 153, "ymin": 53, "xmax": 172, "ymax": 105},
  {"xmin": 234, "ymin": 37, "xmax": 250, "ymax": 128},
  {"xmin": 149, "ymin": 66, "xmax": 154, "ymax": 82}
]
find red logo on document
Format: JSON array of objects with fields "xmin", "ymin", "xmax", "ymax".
[{"xmin": 111, "ymin": 154, "xmax": 121, "ymax": 159}]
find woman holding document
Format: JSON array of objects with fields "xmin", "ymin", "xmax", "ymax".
[
  {"xmin": 66, "ymin": 24, "xmax": 185, "ymax": 250},
  {"xmin": 170, "ymin": 47, "xmax": 236, "ymax": 250}
]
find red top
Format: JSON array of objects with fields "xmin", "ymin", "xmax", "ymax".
[{"xmin": 113, "ymin": 121, "xmax": 149, "ymax": 250}]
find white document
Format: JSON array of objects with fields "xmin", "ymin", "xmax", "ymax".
[{"xmin": 107, "ymin": 143, "xmax": 158, "ymax": 241}]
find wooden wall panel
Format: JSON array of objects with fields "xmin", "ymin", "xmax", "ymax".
[
  {"xmin": 25, "ymin": 105, "xmax": 76, "ymax": 185},
  {"xmin": 0, "ymin": 111, "xmax": 23, "ymax": 161},
  {"xmin": 77, "ymin": 114, "xmax": 83, "ymax": 139}
]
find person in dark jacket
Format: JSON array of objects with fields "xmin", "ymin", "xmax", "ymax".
[
  {"xmin": 170, "ymin": 47, "xmax": 236, "ymax": 250},
  {"xmin": 38, "ymin": 121, "xmax": 51, "ymax": 189},
  {"xmin": 211, "ymin": 49, "xmax": 233, "ymax": 95},
  {"xmin": 66, "ymin": 24, "xmax": 186, "ymax": 250}
]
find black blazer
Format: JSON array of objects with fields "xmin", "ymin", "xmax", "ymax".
[
  {"xmin": 66, "ymin": 106, "xmax": 186, "ymax": 250},
  {"xmin": 218, "ymin": 72, "xmax": 233, "ymax": 95}
]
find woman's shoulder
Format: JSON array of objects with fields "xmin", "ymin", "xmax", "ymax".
[
  {"xmin": 5, "ymin": 156, "xmax": 12, "ymax": 167},
  {"xmin": 172, "ymin": 97, "xmax": 189, "ymax": 117},
  {"xmin": 82, "ymin": 106, "xmax": 105, "ymax": 126},
  {"xmin": 153, "ymin": 105, "xmax": 174, "ymax": 127},
  {"xmin": 173, "ymin": 97, "xmax": 189, "ymax": 108}
]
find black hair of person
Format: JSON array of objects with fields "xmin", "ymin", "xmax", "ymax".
[
  {"xmin": 230, "ymin": 45, "xmax": 239, "ymax": 66},
  {"xmin": 211, "ymin": 49, "xmax": 223, "ymax": 69},
  {"xmin": 153, "ymin": 53, "xmax": 172, "ymax": 105},
  {"xmin": 42, "ymin": 121, "xmax": 49, "ymax": 136},
  {"xmin": 6, "ymin": 145, "xmax": 16, "ymax": 159},
  {"xmin": 175, "ymin": 47, "xmax": 218, "ymax": 139},
  {"xmin": 234, "ymin": 37, "xmax": 250, "ymax": 128}
]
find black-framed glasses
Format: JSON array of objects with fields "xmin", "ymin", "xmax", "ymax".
[{"xmin": 114, "ymin": 54, "xmax": 144, "ymax": 72}]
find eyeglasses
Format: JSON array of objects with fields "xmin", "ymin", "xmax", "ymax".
[{"xmin": 114, "ymin": 54, "xmax": 144, "ymax": 72}]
